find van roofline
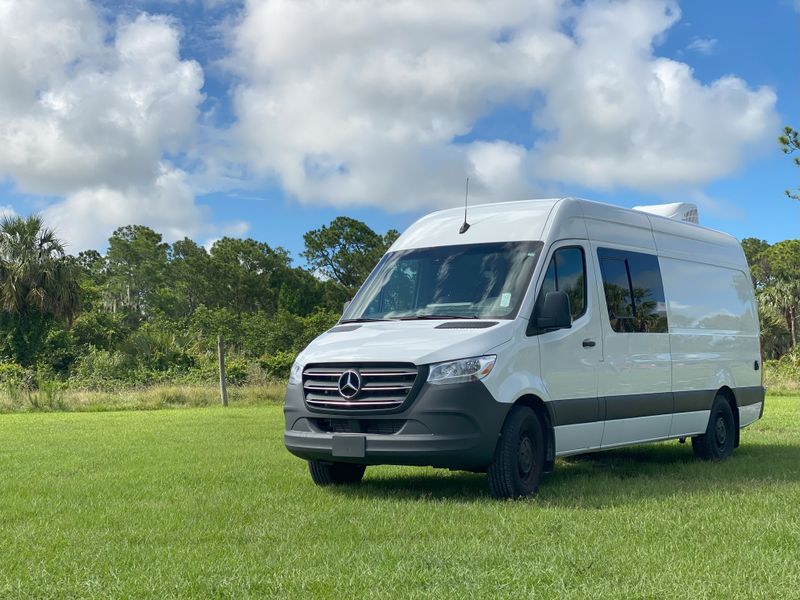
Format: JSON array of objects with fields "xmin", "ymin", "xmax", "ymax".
[{"xmin": 413, "ymin": 196, "xmax": 740, "ymax": 244}]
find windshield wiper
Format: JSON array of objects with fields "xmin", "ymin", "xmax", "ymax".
[
  {"xmin": 394, "ymin": 314, "xmax": 480, "ymax": 320},
  {"xmin": 340, "ymin": 317, "xmax": 390, "ymax": 323}
]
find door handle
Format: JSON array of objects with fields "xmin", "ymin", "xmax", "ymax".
[{"xmin": 582, "ymin": 338, "xmax": 596, "ymax": 348}]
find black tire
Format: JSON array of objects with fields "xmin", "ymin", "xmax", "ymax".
[
  {"xmin": 487, "ymin": 406, "xmax": 545, "ymax": 499},
  {"xmin": 692, "ymin": 393, "xmax": 736, "ymax": 460},
  {"xmin": 308, "ymin": 460, "xmax": 366, "ymax": 486}
]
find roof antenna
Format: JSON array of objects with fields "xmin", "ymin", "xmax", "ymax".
[{"xmin": 459, "ymin": 177, "xmax": 470, "ymax": 234}]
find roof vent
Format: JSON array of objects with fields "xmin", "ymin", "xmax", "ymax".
[{"xmin": 633, "ymin": 202, "xmax": 698, "ymax": 224}]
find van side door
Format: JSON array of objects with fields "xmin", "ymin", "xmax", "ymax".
[
  {"xmin": 593, "ymin": 247, "xmax": 673, "ymax": 447},
  {"xmin": 533, "ymin": 240, "xmax": 604, "ymax": 454}
]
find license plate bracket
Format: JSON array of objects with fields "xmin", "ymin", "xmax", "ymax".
[{"xmin": 332, "ymin": 434, "xmax": 366, "ymax": 458}]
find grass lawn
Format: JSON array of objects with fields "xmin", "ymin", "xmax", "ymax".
[{"xmin": 0, "ymin": 397, "xmax": 798, "ymax": 598}]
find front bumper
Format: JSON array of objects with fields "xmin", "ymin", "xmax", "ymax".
[{"xmin": 283, "ymin": 379, "xmax": 509, "ymax": 470}]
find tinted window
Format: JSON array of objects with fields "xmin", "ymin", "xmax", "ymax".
[
  {"xmin": 599, "ymin": 256, "xmax": 634, "ymax": 332},
  {"xmin": 598, "ymin": 248, "xmax": 668, "ymax": 333},
  {"xmin": 627, "ymin": 252, "xmax": 668, "ymax": 333},
  {"xmin": 555, "ymin": 248, "xmax": 586, "ymax": 319},
  {"xmin": 535, "ymin": 247, "xmax": 586, "ymax": 322}
]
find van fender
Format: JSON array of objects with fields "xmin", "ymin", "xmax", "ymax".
[
  {"xmin": 483, "ymin": 369, "xmax": 556, "ymax": 472},
  {"xmin": 486, "ymin": 369, "xmax": 551, "ymax": 406},
  {"xmin": 710, "ymin": 367, "xmax": 736, "ymax": 391}
]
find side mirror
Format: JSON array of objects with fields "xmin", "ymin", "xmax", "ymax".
[
  {"xmin": 534, "ymin": 290, "xmax": 572, "ymax": 331},
  {"xmin": 342, "ymin": 300, "xmax": 351, "ymax": 315}
]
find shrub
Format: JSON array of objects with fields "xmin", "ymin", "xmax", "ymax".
[
  {"xmin": 260, "ymin": 351, "xmax": 295, "ymax": 379},
  {"xmin": 764, "ymin": 357, "xmax": 800, "ymax": 395},
  {"xmin": 0, "ymin": 361, "xmax": 35, "ymax": 389},
  {"xmin": 69, "ymin": 349, "xmax": 135, "ymax": 389},
  {"xmin": 224, "ymin": 356, "xmax": 249, "ymax": 385}
]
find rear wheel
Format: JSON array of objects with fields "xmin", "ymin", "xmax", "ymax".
[
  {"xmin": 308, "ymin": 460, "xmax": 366, "ymax": 485},
  {"xmin": 692, "ymin": 393, "xmax": 736, "ymax": 460},
  {"xmin": 488, "ymin": 406, "xmax": 545, "ymax": 499}
]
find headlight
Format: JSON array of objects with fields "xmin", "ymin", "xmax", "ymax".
[
  {"xmin": 427, "ymin": 355, "xmax": 496, "ymax": 385},
  {"xmin": 288, "ymin": 360, "xmax": 304, "ymax": 385}
]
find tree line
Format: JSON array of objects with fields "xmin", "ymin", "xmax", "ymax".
[
  {"xmin": 0, "ymin": 215, "xmax": 396, "ymax": 388},
  {"xmin": 2, "ymin": 137, "xmax": 799, "ymax": 391},
  {"xmin": 742, "ymin": 238, "xmax": 800, "ymax": 359},
  {"xmin": 2, "ymin": 125, "xmax": 798, "ymax": 391}
]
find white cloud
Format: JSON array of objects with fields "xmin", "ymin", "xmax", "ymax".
[
  {"xmin": 43, "ymin": 165, "xmax": 209, "ymax": 252},
  {"xmin": 0, "ymin": 204, "xmax": 17, "ymax": 220},
  {"xmin": 229, "ymin": 0, "xmax": 777, "ymax": 209},
  {"xmin": 531, "ymin": 1, "xmax": 778, "ymax": 191},
  {"xmin": 686, "ymin": 190, "xmax": 745, "ymax": 221},
  {"xmin": 229, "ymin": 0, "xmax": 570, "ymax": 208},
  {"xmin": 467, "ymin": 141, "xmax": 532, "ymax": 201},
  {"xmin": 221, "ymin": 220, "xmax": 251, "ymax": 237},
  {"xmin": 686, "ymin": 37, "xmax": 718, "ymax": 55},
  {"xmin": 0, "ymin": 0, "xmax": 783, "ymax": 247},
  {"xmin": 0, "ymin": 0, "xmax": 207, "ymax": 249},
  {"xmin": 203, "ymin": 237, "xmax": 220, "ymax": 252}
]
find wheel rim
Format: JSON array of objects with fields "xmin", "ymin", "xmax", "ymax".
[
  {"xmin": 714, "ymin": 415, "xmax": 727, "ymax": 448},
  {"xmin": 517, "ymin": 434, "xmax": 534, "ymax": 478}
]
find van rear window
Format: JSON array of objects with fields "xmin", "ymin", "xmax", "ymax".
[{"xmin": 598, "ymin": 248, "xmax": 668, "ymax": 333}]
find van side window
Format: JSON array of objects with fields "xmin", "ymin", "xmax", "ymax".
[
  {"xmin": 598, "ymin": 248, "xmax": 668, "ymax": 333},
  {"xmin": 598, "ymin": 257, "xmax": 634, "ymax": 332},
  {"xmin": 535, "ymin": 247, "xmax": 586, "ymax": 322}
]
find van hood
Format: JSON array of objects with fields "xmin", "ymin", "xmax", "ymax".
[{"xmin": 296, "ymin": 320, "xmax": 516, "ymax": 366}]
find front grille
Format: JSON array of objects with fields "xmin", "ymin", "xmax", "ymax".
[
  {"xmin": 312, "ymin": 418, "xmax": 405, "ymax": 435},
  {"xmin": 302, "ymin": 363, "xmax": 419, "ymax": 410}
]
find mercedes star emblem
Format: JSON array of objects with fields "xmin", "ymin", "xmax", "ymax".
[{"xmin": 337, "ymin": 370, "xmax": 362, "ymax": 399}]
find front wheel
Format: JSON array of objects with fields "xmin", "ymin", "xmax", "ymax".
[
  {"xmin": 488, "ymin": 406, "xmax": 545, "ymax": 499},
  {"xmin": 692, "ymin": 393, "xmax": 736, "ymax": 460},
  {"xmin": 308, "ymin": 460, "xmax": 366, "ymax": 486}
]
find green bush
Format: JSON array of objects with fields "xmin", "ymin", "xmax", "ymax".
[
  {"xmin": 765, "ymin": 357, "xmax": 800, "ymax": 395},
  {"xmin": 224, "ymin": 356, "xmax": 249, "ymax": 385},
  {"xmin": 0, "ymin": 361, "xmax": 35, "ymax": 389},
  {"xmin": 69, "ymin": 349, "xmax": 137, "ymax": 389},
  {"xmin": 121, "ymin": 324, "xmax": 195, "ymax": 372},
  {"xmin": 259, "ymin": 351, "xmax": 296, "ymax": 379}
]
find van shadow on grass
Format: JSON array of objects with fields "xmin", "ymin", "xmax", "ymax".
[{"xmin": 328, "ymin": 441, "xmax": 800, "ymax": 506}]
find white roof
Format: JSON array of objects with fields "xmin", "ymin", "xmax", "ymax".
[
  {"xmin": 389, "ymin": 197, "xmax": 745, "ymax": 269},
  {"xmin": 633, "ymin": 202, "xmax": 699, "ymax": 224},
  {"xmin": 390, "ymin": 198, "xmax": 560, "ymax": 251}
]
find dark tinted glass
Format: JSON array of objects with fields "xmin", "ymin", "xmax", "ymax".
[
  {"xmin": 599, "ymin": 256, "xmax": 634, "ymax": 332},
  {"xmin": 626, "ymin": 252, "xmax": 668, "ymax": 333},
  {"xmin": 598, "ymin": 248, "xmax": 668, "ymax": 333},
  {"xmin": 535, "ymin": 247, "xmax": 586, "ymax": 322},
  {"xmin": 540, "ymin": 258, "xmax": 557, "ymax": 298},
  {"xmin": 555, "ymin": 248, "xmax": 586, "ymax": 319}
]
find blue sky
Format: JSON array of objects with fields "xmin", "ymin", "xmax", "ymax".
[{"xmin": 0, "ymin": 0, "xmax": 798, "ymax": 264}]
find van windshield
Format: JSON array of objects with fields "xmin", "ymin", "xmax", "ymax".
[{"xmin": 342, "ymin": 241, "xmax": 543, "ymax": 322}]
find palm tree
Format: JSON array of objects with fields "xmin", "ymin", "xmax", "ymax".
[
  {"xmin": 0, "ymin": 215, "xmax": 80, "ymax": 365},
  {"xmin": 759, "ymin": 280, "xmax": 800, "ymax": 347}
]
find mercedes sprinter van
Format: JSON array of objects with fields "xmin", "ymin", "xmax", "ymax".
[{"xmin": 284, "ymin": 198, "xmax": 764, "ymax": 498}]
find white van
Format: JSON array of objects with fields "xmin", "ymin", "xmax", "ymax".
[{"xmin": 284, "ymin": 198, "xmax": 764, "ymax": 498}]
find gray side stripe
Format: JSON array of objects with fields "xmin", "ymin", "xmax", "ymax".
[
  {"xmin": 552, "ymin": 397, "xmax": 601, "ymax": 426},
  {"xmin": 736, "ymin": 386, "xmax": 765, "ymax": 406},
  {"xmin": 673, "ymin": 389, "xmax": 715, "ymax": 413},
  {"xmin": 549, "ymin": 386, "xmax": 765, "ymax": 427},
  {"xmin": 605, "ymin": 392, "xmax": 673, "ymax": 421}
]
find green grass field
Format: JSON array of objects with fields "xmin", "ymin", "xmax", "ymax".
[{"xmin": 0, "ymin": 397, "xmax": 798, "ymax": 598}]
